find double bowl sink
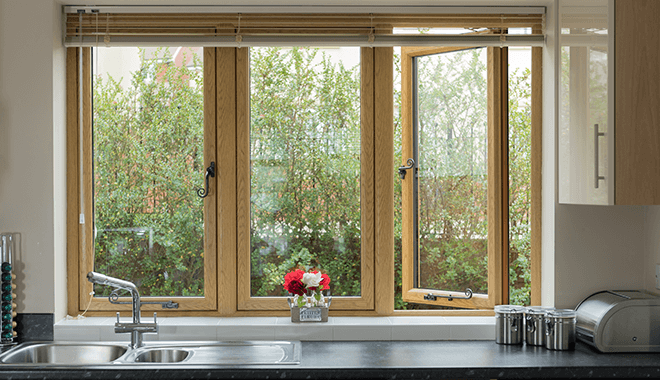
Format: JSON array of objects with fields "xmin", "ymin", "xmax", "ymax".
[{"xmin": 0, "ymin": 341, "xmax": 301, "ymax": 366}]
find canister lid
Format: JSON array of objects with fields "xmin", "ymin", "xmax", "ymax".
[
  {"xmin": 526, "ymin": 306, "xmax": 555, "ymax": 315},
  {"xmin": 545, "ymin": 309, "xmax": 576, "ymax": 319},
  {"xmin": 494, "ymin": 305, "xmax": 525, "ymax": 315}
]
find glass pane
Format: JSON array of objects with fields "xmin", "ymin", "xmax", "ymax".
[
  {"xmin": 508, "ymin": 47, "xmax": 532, "ymax": 306},
  {"xmin": 249, "ymin": 47, "xmax": 361, "ymax": 297},
  {"xmin": 416, "ymin": 48, "xmax": 488, "ymax": 295},
  {"xmin": 92, "ymin": 47, "xmax": 205, "ymax": 297}
]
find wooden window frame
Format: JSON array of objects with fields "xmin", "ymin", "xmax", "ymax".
[
  {"xmin": 400, "ymin": 45, "xmax": 505, "ymax": 309},
  {"xmin": 66, "ymin": 15, "xmax": 541, "ymax": 317},
  {"xmin": 399, "ymin": 41, "xmax": 542, "ymax": 310},
  {"xmin": 66, "ymin": 47, "xmax": 218, "ymax": 315},
  {"xmin": 235, "ymin": 47, "xmax": 384, "ymax": 311}
]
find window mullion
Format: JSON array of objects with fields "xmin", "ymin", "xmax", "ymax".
[{"xmin": 486, "ymin": 45, "xmax": 506, "ymax": 308}]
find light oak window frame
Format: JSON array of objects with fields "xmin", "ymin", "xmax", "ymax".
[
  {"xmin": 66, "ymin": 13, "xmax": 542, "ymax": 317},
  {"xmin": 66, "ymin": 47, "xmax": 218, "ymax": 315},
  {"xmin": 234, "ymin": 47, "xmax": 390, "ymax": 312},
  {"xmin": 400, "ymin": 37, "xmax": 542, "ymax": 309},
  {"xmin": 401, "ymin": 45, "xmax": 507, "ymax": 309}
]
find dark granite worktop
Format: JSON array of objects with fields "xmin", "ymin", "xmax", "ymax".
[{"xmin": 1, "ymin": 340, "xmax": 659, "ymax": 379}]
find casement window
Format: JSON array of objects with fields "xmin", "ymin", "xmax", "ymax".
[
  {"xmin": 398, "ymin": 34, "xmax": 542, "ymax": 309},
  {"xmin": 67, "ymin": 46, "xmax": 218, "ymax": 313},
  {"xmin": 65, "ymin": 8, "xmax": 543, "ymax": 316}
]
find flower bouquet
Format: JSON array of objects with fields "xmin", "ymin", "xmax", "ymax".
[{"xmin": 283, "ymin": 269, "xmax": 332, "ymax": 322}]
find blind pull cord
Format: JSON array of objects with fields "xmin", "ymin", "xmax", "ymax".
[{"xmin": 236, "ymin": 13, "xmax": 243, "ymax": 47}]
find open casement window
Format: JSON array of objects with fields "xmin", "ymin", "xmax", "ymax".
[
  {"xmin": 66, "ymin": 47, "xmax": 218, "ymax": 313},
  {"xmin": 400, "ymin": 45, "xmax": 509, "ymax": 309}
]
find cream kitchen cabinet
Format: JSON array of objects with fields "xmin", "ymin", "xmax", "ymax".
[{"xmin": 558, "ymin": 0, "xmax": 660, "ymax": 205}]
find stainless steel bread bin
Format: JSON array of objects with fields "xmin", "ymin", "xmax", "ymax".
[{"xmin": 575, "ymin": 290, "xmax": 660, "ymax": 352}]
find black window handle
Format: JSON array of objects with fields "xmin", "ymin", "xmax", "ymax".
[
  {"xmin": 197, "ymin": 161, "xmax": 216, "ymax": 198},
  {"xmin": 398, "ymin": 158, "xmax": 415, "ymax": 180}
]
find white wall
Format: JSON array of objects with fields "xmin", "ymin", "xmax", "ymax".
[
  {"xmin": 0, "ymin": 0, "xmax": 653, "ymax": 322},
  {"xmin": 553, "ymin": 205, "xmax": 647, "ymax": 309},
  {"xmin": 52, "ymin": 0, "xmax": 69, "ymax": 323},
  {"xmin": 0, "ymin": 0, "xmax": 66, "ymax": 318}
]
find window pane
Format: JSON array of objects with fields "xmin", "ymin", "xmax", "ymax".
[
  {"xmin": 249, "ymin": 47, "xmax": 361, "ymax": 297},
  {"xmin": 92, "ymin": 47, "xmax": 205, "ymax": 297},
  {"xmin": 416, "ymin": 48, "xmax": 488, "ymax": 295},
  {"xmin": 508, "ymin": 47, "xmax": 532, "ymax": 306}
]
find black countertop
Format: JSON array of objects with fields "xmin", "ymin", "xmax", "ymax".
[{"xmin": 1, "ymin": 340, "xmax": 659, "ymax": 379}]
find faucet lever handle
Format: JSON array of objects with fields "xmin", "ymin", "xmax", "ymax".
[
  {"xmin": 116, "ymin": 312, "xmax": 120, "ymax": 324},
  {"xmin": 153, "ymin": 312, "xmax": 157, "ymax": 324}
]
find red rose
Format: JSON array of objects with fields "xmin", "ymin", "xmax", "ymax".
[
  {"xmin": 284, "ymin": 269, "xmax": 306, "ymax": 296},
  {"xmin": 319, "ymin": 273, "xmax": 331, "ymax": 292}
]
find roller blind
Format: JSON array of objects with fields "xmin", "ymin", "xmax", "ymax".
[{"xmin": 64, "ymin": 7, "xmax": 545, "ymax": 47}]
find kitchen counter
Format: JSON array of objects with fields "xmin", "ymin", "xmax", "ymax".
[{"xmin": 0, "ymin": 340, "xmax": 659, "ymax": 379}]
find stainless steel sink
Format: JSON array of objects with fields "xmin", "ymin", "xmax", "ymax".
[
  {"xmin": 148, "ymin": 341, "xmax": 298, "ymax": 365},
  {"xmin": 133, "ymin": 348, "xmax": 189, "ymax": 363},
  {"xmin": 0, "ymin": 341, "xmax": 301, "ymax": 366},
  {"xmin": 0, "ymin": 342, "xmax": 128, "ymax": 365}
]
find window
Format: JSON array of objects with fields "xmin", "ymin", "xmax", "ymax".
[
  {"xmin": 231, "ymin": 46, "xmax": 387, "ymax": 312},
  {"xmin": 400, "ymin": 46, "xmax": 497, "ymax": 309},
  {"xmin": 243, "ymin": 47, "xmax": 370, "ymax": 310},
  {"xmin": 66, "ymin": 10, "xmax": 542, "ymax": 316},
  {"xmin": 67, "ymin": 46, "xmax": 216, "ymax": 313},
  {"xmin": 397, "ymin": 41, "xmax": 541, "ymax": 310}
]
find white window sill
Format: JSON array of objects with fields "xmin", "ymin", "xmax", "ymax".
[{"xmin": 54, "ymin": 316, "xmax": 495, "ymax": 342}]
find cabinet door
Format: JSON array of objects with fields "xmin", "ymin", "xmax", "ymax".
[
  {"xmin": 615, "ymin": 0, "xmax": 660, "ymax": 205},
  {"xmin": 558, "ymin": 0, "xmax": 614, "ymax": 205}
]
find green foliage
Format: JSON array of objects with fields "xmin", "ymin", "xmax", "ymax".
[
  {"xmin": 508, "ymin": 66, "xmax": 533, "ymax": 306},
  {"xmin": 416, "ymin": 49, "xmax": 489, "ymax": 296},
  {"xmin": 91, "ymin": 45, "xmax": 532, "ymax": 306},
  {"xmin": 249, "ymin": 47, "xmax": 362, "ymax": 297},
  {"xmin": 93, "ymin": 47, "xmax": 204, "ymax": 297}
]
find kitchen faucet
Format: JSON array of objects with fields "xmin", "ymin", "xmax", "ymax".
[{"xmin": 86, "ymin": 271, "xmax": 158, "ymax": 349}]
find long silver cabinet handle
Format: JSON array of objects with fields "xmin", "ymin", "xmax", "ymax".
[{"xmin": 594, "ymin": 124, "xmax": 605, "ymax": 189}]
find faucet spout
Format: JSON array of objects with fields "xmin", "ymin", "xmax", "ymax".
[
  {"xmin": 87, "ymin": 271, "xmax": 141, "ymax": 323},
  {"xmin": 87, "ymin": 271, "xmax": 156, "ymax": 349}
]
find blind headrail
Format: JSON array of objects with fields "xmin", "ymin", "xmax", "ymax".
[
  {"xmin": 63, "ymin": 34, "xmax": 545, "ymax": 48},
  {"xmin": 64, "ymin": 6, "xmax": 546, "ymax": 15},
  {"xmin": 64, "ymin": 11, "xmax": 545, "ymax": 46}
]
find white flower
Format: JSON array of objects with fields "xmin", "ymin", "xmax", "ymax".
[{"xmin": 302, "ymin": 272, "xmax": 322, "ymax": 288}]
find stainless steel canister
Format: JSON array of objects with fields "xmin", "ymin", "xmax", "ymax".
[
  {"xmin": 544, "ymin": 309, "xmax": 577, "ymax": 350},
  {"xmin": 495, "ymin": 305, "xmax": 525, "ymax": 345},
  {"xmin": 525, "ymin": 306, "xmax": 555, "ymax": 346}
]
